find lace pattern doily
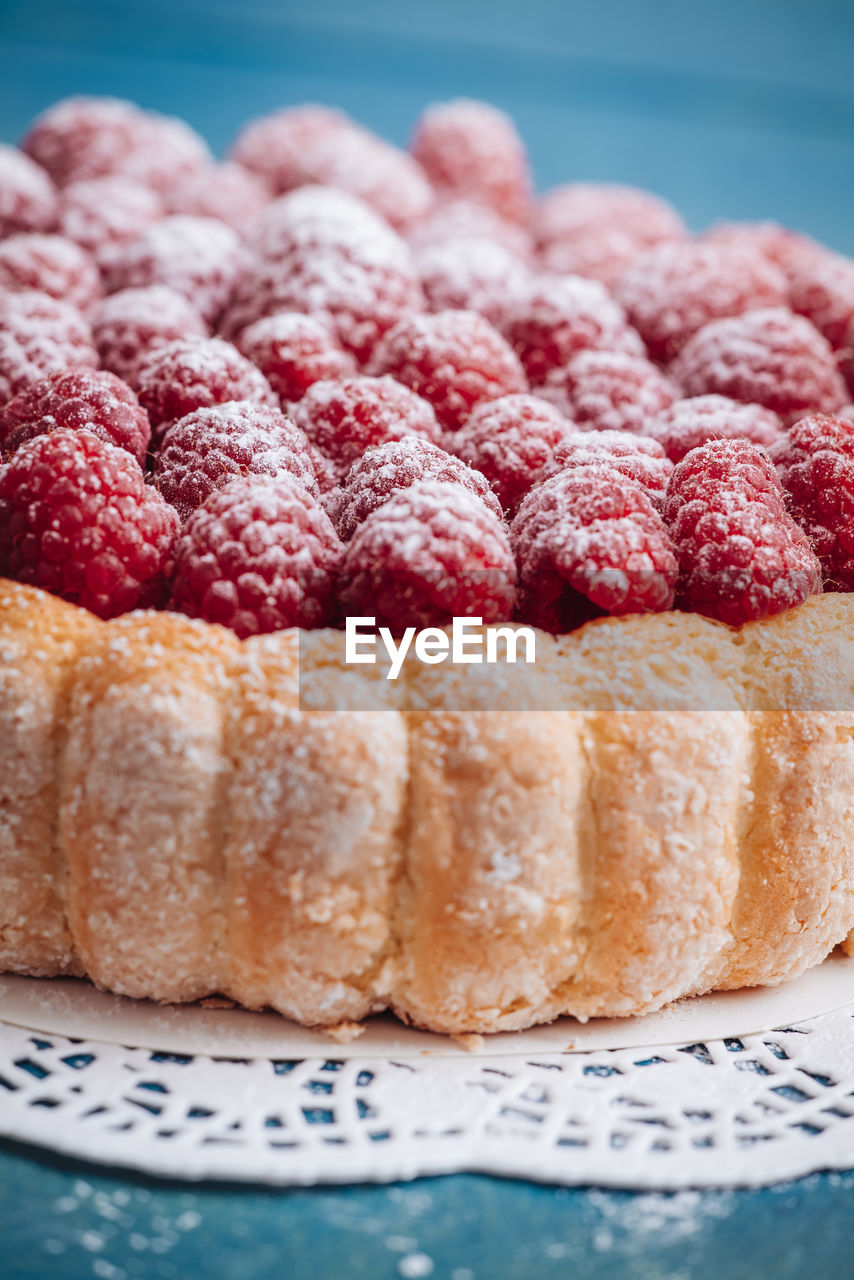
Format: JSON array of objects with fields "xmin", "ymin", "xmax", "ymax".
[{"xmin": 2, "ymin": 1003, "xmax": 853, "ymax": 1190}]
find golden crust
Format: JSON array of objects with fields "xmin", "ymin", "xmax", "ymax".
[{"xmin": 2, "ymin": 581, "xmax": 854, "ymax": 1034}]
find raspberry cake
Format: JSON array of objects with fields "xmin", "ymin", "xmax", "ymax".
[{"xmin": 1, "ymin": 96, "xmax": 853, "ymax": 1036}]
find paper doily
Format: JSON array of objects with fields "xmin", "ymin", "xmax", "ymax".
[{"xmin": 2, "ymin": 1000, "xmax": 854, "ymax": 1189}]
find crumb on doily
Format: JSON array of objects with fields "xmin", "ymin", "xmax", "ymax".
[{"xmin": 323, "ymin": 1020, "xmax": 367, "ymax": 1044}]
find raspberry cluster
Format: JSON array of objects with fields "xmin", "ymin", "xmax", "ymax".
[{"xmin": 1, "ymin": 93, "xmax": 852, "ymax": 638}]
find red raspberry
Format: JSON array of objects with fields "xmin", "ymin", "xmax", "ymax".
[
  {"xmin": 534, "ymin": 183, "xmax": 686, "ymax": 258},
  {"xmin": 451, "ymin": 393, "xmax": 575, "ymax": 514},
  {"xmin": 291, "ymin": 375, "xmax": 443, "ymax": 484},
  {"xmin": 544, "ymin": 430, "xmax": 673, "ymax": 512},
  {"xmin": 57, "ymin": 176, "xmax": 163, "ymax": 272},
  {"xmin": 537, "ymin": 227, "xmax": 661, "ymax": 293},
  {"xmin": 22, "ymin": 97, "xmax": 147, "ymax": 187},
  {"xmin": 223, "ymin": 188, "xmax": 424, "ymax": 361},
  {"xmin": 0, "ymin": 367, "xmax": 150, "ymax": 463},
  {"xmin": 407, "ymin": 197, "xmax": 534, "ymax": 263},
  {"xmin": 168, "ymin": 474, "xmax": 342, "ymax": 637},
  {"xmin": 163, "ymin": 162, "xmax": 270, "ymax": 235},
  {"xmin": 0, "ymin": 144, "xmax": 57, "ymax": 239},
  {"xmin": 771, "ymin": 413, "xmax": 854, "ymax": 589},
  {"xmin": 229, "ymin": 105, "xmax": 355, "ymax": 193},
  {"xmin": 540, "ymin": 350, "xmax": 678, "ymax": 434},
  {"xmin": 247, "ymin": 185, "xmax": 390, "ymax": 262},
  {"xmin": 0, "ymin": 234, "xmax": 101, "ymax": 312},
  {"xmin": 333, "ymin": 436, "xmax": 502, "ymax": 540},
  {"xmin": 410, "ymin": 99, "xmax": 531, "ymax": 224},
  {"xmin": 285, "ymin": 127, "xmax": 433, "ymax": 233},
  {"xmin": 339, "ymin": 480, "xmax": 517, "ymax": 631},
  {"xmin": 370, "ymin": 310, "xmax": 527, "ymax": 432},
  {"xmin": 534, "ymin": 183, "xmax": 686, "ymax": 290},
  {"xmin": 0, "ymin": 291, "xmax": 97, "ymax": 403},
  {"xmin": 787, "ymin": 247, "xmax": 854, "ymax": 351},
  {"xmin": 106, "ymin": 215, "xmax": 244, "ymax": 328},
  {"xmin": 839, "ymin": 316, "xmax": 854, "ymax": 396},
  {"xmin": 22, "ymin": 96, "xmax": 210, "ymax": 192},
  {"xmin": 645, "ymin": 395, "xmax": 785, "ymax": 463},
  {"xmin": 415, "ymin": 237, "xmax": 529, "ymax": 331},
  {"xmin": 616, "ymin": 241, "xmax": 786, "ymax": 363},
  {"xmin": 702, "ymin": 221, "xmax": 822, "ymax": 283},
  {"xmin": 664, "ymin": 438, "xmax": 821, "ymax": 624},
  {"xmin": 669, "ymin": 308, "xmax": 848, "ymax": 425},
  {"xmin": 91, "ymin": 285, "xmax": 208, "ymax": 387},
  {"xmin": 154, "ymin": 401, "xmax": 318, "ymax": 522},
  {"xmin": 135, "ymin": 337, "xmax": 277, "ymax": 446},
  {"xmin": 500, "ymin": 275, "xmax": 644, "ymax": 386},
  {"xmin": 236, "ymin": 312, "xmax": 355, "ymax": 406},
  {"xmin": 0, "ymin": 426, "xmax": 178, "ymax": 618},
  {"xmin": 235, "ymin": 108, "xmax": 432, "ymax": 231},
  {"xmin": 510, "ymin": 466, "xmax": 678, "ymax": 633}
]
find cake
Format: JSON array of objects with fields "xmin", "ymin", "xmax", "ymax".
[{"xmin": 1, "ymin": 96, "xmax": 854, "ymax": 1035}]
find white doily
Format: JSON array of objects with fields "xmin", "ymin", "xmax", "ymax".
[{"xmin": 2, "ymin": 1004, "xmax": 854, "ymax": 1190}]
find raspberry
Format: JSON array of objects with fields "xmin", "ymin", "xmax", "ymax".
[
  {"xmin": 451, "ymin": 393, "xmax": 575, "ymax": 514},
  {"xmin": 168, "ymin": 474, "xmax": 342, "ymax": 637},
  {"xmin": 236, "ymin": 312, "xmax": 355, "ymax": 406},
  {"xmin": 702, "ymin": 221, "xmax": 822, "ymax": 283},
  {"xmin": 223, "ymin": 188, "xmax": 424, "ymax": 361},
  {"xmin": 154, "ymin": 401, "xmax": 318, "ymax": 522},
  {"xmin": 284, "ymin": 127, "xmax": 433, "ymax": 233},
  {"xmin": 500, "ymin": 275, "xmax": 644, "ymax": 386},
  {"xmin": 537, "ymin": 227, "xmax": 660, "ymax": 293},
  {"xmin": 0, "ymin": 427, "xmax": 178, "ymax": 618},
  {"xmin": 235, "ymin": 109, "xmax": 432, "ymax": 231},
  {"xmin": 407, "ymin": 197, "xmax": 534, "ymax": 262},
  {"xmin": 545, "ymin": 430, "xmax": 673, "ymax": 512},
  {"xmin": 534, "ymin": 183, "xmax": 686, "ymax": 257},
  {"xmin": 22, "ymin": 96, "xmax": 210, "ymax": 192},
  {"xmin": 57, "ymin": 176, "xmax": 163, "ymax": 272},
  {"xmin": 511, "ymin": 466, "xmax": 678, "ymax": 633},
  {"xmin": 333, "ymin": 436, "xmax": 502, "ymax": 540},
  {"xmin": 663, "ymin": 438, "xmax": 821, "ymax": 625},
  {"xmin": 229, "ymin": 105, "xmax": 354, "ymax": 193},
  {"xmin": 135, "ymin": 337, "xmax": 277, "ymax": 446},
  {"xmin": 163, "ymin": 162, "xmax": 270, "ymax": 235},
  {"xmin": 0, "ymin": 367, "xmax": 150, "ymax": 463},
  {"xmin": 669, "ymin": 308, "xmax": 848, "ymax": 426},
  {"xmin": 540, "ymin": 350, "xmax": 678, "ymax": 434},
  {"xmin": 0, "ymin": 291, "xmax": 97, "ymax": 403},
  {"xmin": 771, "ymin": 413, "xmax": 854, "ymax": 589},
  {"xmin": 415, "ymin": 237, "xmax": 529, "ymax": 331},
  {"xmin": 0, "ymin": 234, "xmax": 101, "ymax": 312},
  {"xmin": 370, "ymin": 310, "xmax": 527, "ymax": 432},
  {"xmin": 410, "ymin": 99, "xmax": 531, "ymax": 224},
  {"xmin": 339, "ymin": 480, "xmax": 517, "ymax": 631},
  {"xmin": 645, "ymin": 395, "xmax": 785, "ymax": 463},
  {"xmin": 787, "ymin": 246, "xmax": 854, "ymax": 351},
  {"xmin": 615, "ymin": 241, "xmax": 786, "ymax": 363},
  {"xmin": 91, "ymin": 285, "xmax": 208, "ymax": 387},
  {"xmin": 291, "ymin": 375, "xmax": 443, "ymax": 483},
  {"xmin": 534, "ymin": 184, "xmax": 686, "ymax": 290},
  {"xmin": 248, "ymin": 185, "xmax": 388, "ymax": 262},
  {"xmin": 106, "ymin": 215, "xmax": 245, "ymax": 328},
  {"xmin": 0, "ymin": 144, "xmax": 57, "ymax": 239}
]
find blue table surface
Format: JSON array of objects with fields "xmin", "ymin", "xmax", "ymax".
[{"xmin": 1, "ymin": 3, "xmax": 854, "ymax": 1275}]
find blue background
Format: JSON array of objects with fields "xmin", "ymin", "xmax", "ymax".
[
  {"xmin": 0, "ymin": 0, "xmax": 853, "ymax": 252},
  {"xmin": 1, "ymin": 2, "xmax": 854, "ymax": 1276}
]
